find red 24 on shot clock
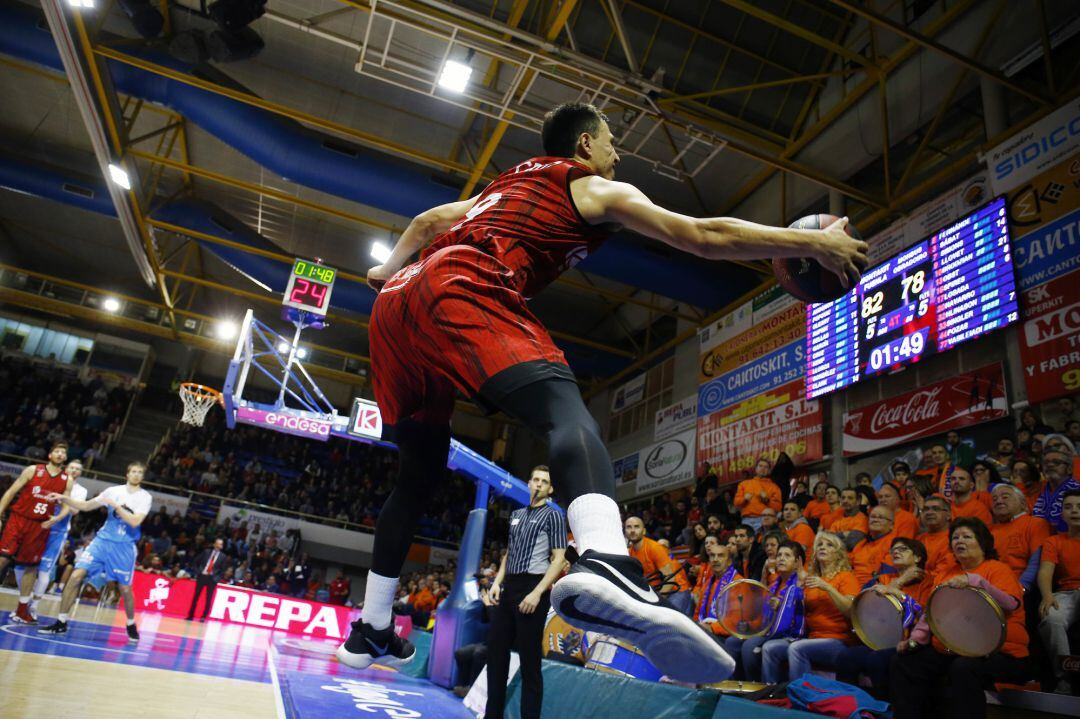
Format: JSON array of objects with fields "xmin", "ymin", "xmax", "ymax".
[{"xmin": 283, "ymin": 258, "xmax": 337, "ymax": 316}]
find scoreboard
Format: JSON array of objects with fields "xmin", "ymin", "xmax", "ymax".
[{"xmin": 806, "ymin": 196, "xmax": 1019, "ymax": 400}]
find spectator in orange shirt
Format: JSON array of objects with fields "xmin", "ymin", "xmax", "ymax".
[
  {"xmin": 891, "ymin": 518, "xmax": 1031, "ymax": 719},
  {"xmin": 831, "ymin": 488, "xmax": 869, "ymax": 550},
  {"xmin": 1037, "ymin": 489, "xmax": 1080, "ymax": 695},
  {"xmin": 985, "ymin": 437, "xmax": 1016, "ymax": 481},
  {"xmin": 819, "ymin": 485, "xmax": 843, "ymax": 530},
  {"xmin": 1011, "ymin": 458, "xmax": 1044, "ymax": 512},
  {"xmin": 949, "ymin": 467, "xmax": 993, "ymax": 524},
  {"xmin": 849, "ymin": 506, "xmax": 898, "ymax": 585},
  {"xmin": 781, "ymin": 500, "xmax": 816, "ymax": 552},
  {"xmin": 691, "ymin": 535, "xmax": 720, "ymax": 606},
  {"xmin": 990, "ymin": 483, "xmax": 1051, "ymax": 590},
  {"xmin": 762, "ymin": 531, "xmax": 859, "ymax": 683},
  {"xmin": 625, "ymin": 516, "xmax": 692, "ymax": 614},
  {"xmin": 970, "ymin": 459, "xmax": 1002, "ymax": 496},
  {"xmin": 735, "ymin": 458, "xmax": 782, "ymax": 532},
  {"xmin": 917, "ymin": 495, "xmax": 958, "ymax": 578},
  {"xmin": 876, "ymin": 482, "xmax": 918, "ymax": 539},
  {"xmin": 758, "ymin": 531, "xmax": 785, "ymax": 586},
  {"xmin": 411, "ymin": 578, "xmax": 437, "ymax": 625},
  {"xmin": 914, "ymin": 444, "xmax": 953, "ymax": 499},
  {"xmin": 804, "ymin": 482, "xmax": 832, "ymax": 529}
]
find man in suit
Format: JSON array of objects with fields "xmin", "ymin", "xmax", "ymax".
[{"xmin": 187, "ymin": 538, "xmax": 230, "ymax": 621}]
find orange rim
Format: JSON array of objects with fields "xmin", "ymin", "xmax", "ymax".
[{"xmin": 180, "ymin": 382, "xmax": 224, "ymax": 407}]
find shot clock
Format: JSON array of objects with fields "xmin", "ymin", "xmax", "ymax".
[
  {"xmin": 806, "ymin": 196, "xmax": 1020, "ymax": 400},
  {"xmin": 283, "ymin": 259, "xmax": 337, "ymax": 316}
]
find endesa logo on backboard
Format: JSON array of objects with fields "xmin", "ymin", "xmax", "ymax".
[{"xmin": 236, "ymin": 406, "xmax": 332, "ymax": 442}]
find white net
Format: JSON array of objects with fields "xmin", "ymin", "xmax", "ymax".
[{"xmin": 179, "ymin": 383, "xmax": 221, "ymax": 427}]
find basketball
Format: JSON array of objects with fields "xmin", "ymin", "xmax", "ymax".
[{"xmin": 772, "ymin": 214, "xmax": 862, "ymax": 303}]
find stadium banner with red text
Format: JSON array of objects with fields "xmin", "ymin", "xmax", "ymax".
[
  {"xmin": 128, "ymin": 571, "xmax": 412, "ymax": 640},
  {"xmin": 1016, "ymin": 266, "xmax": 1080, "ymax": 403},
  {"xmin": 696, "ymin": 379, "xmax": 823, "ymax": 484},
  {"xmin": 698, "ymin": 301, "xmax": 806, "ymax": 384},
  {"xmin": 842, "ymin": 363, "xmax": 1009, "ymax": 456},
  {"xmin": 654, "ymin": 395, "xmax": 697, "ymax": 441}
]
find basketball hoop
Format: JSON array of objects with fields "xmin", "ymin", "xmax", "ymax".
[{"xmin": 179, "ymin": 383, "xmax": 223, "ymax": 427}]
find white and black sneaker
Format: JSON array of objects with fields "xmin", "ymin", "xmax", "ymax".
[
  {"xmin": 336, "ymin": 621, "xmax": 416, "ymax": 670},
  {"xmin": 39, "ymin": 620, "xmax": 68, "ymax": 635},
  {"xmin": 127, "ymin": 624, "xmax": 139, "ymax": 644},
  {"xmin": 551, "ymin": 550, "xmax": 735, "ymax": 684}
]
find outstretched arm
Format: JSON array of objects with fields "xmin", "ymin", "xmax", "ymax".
[
  {"xmin": 573, "ymin": 176, "xmax": 869, "ymax": 287},
  {"xmin": 367, "ymin": 196, "xmax": 480, "ymax": 289}
]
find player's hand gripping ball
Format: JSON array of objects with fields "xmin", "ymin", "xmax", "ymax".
[{"xmin": 773, "ymin": 214, "xmax": 867, "ymax": 303}]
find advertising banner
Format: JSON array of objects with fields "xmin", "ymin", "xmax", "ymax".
[
  {"xmin": 235, "ymin": 406, "xmax": 332, "ymax": 442},
  {"xmin": 635, "ymin": 428, "xmax": 696, "ymax": 496},
  {"xmin": 218, "ymin": 504, "xmax": 301, "ymax": 536},
  {"xmin": 698, "ymin": 302, "xmax": 806, "ymax": 384},
  {"xmin": 984, "ymin": 98, "xmax": 1080, "ymax": 195},
  {"xmin": 1017, "ymin": 268, "xmax": 1080, "ymax": 403},
  {"xmin": 129, "ymin": 571, "xmax": 412, "ymax": 640},
  {"xmin": 696, "ymin": 380, "xmax": 823, "ymax": 483},
  {"xmin": 612, "ymin": 452, "xmax": 640, "ymax": 485},
  {"xmin": 610, "ymin": 374, "xmax": 647, "ymax": 413},
  {"xmin": 654, "ymin": 395, "xmax": 697, "ymax": 441},
  {"xmin": 1012, "ymin": 206, "xmax": 1080, "ymax": 291},
  {"xmin": 698, "ymin": 339, "xmax": 805, "ymax": 416},
  {"xmin": 842, "ymin": 363, "xmax": 1008, "ymax": 456}
]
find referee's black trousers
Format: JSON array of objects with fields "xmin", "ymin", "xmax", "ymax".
[{"xmin": 485, "ymin": 573, "xmax": 549, "ymax": 719}]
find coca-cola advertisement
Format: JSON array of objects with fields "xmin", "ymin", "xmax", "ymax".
[{"xmin": 842, "ymin": 363, "xmax": 1008, "ymax": 456}]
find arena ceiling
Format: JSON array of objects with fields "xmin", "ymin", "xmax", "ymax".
[{"xmin": 0, "ymin": 0, "xmax": 1077, "ymax": 390}]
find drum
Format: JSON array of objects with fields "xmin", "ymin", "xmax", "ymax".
[
  {"xmin": 926, "ymin": 584, "xmax": 1006, "ymax": 657},
  {"xmin": 851, "ymin": 589, "xmax": 905, "ymax": 651},
  {"xmin": 584, "ymin": 636, "xmax": 663, "ymax": 682},
  {"xmin": 712, "ymin": 579, "xmax": 770, "ymax": 639},
  {"xmin": 542, "ymin": 610, "xmax": 589, "ymax": 663}
]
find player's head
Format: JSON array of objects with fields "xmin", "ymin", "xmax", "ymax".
[
  {"xmin": 49, "ymin": 442, "xmax": 68, "ymax": 465},
  {"xmin": 126, "ymin": 461, "xmax": 146, "ymax": 485},
  {"xmin": 528, "ymin": 465, "xmax": 553, "ymax": 504},
  {"xmin": 541, "ymin": 103, "xmax": 619, "ymax": 179},
  {"xmin": 65, "ymin": 459, "xmax": 83, "ymax": 479}
]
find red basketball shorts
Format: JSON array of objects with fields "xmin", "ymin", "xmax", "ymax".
[
  {"xmin": 0, "ymin": 513, "xmax": 50, "ymax": 565},
  {"xmin": 369, "ymin": 245, "xmax": 572, "ymax": 429}
]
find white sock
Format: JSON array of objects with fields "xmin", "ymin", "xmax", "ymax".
[
  {"xmin": 361, "ymin": 571, "xmax": 399, "ymax": 630},
  {"xmin": 18, "ymin": 596, "xmax": 30, "ymax": 605},
  {"xmin": 127, "ymin": 618, "xmax": 136, "ymax": 627},
  {"xmin": 567, "ymin": 494, "xmax": 628, "ymax": 556},
  {"xmin": 59, "ymin": 613, "xmax": 69, "ymax": 623}
]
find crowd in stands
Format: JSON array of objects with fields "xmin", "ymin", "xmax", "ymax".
[
  {"xmin": 0, "ymin": 355, "xmax": 133, "ymax": 466},
  {"xmin": 146, "ymin": 414, "xmax": 477, "ymax": 542},
  {"xmin": 615, "ymin": 394, "xmax": 1079, "ymax": 708}
]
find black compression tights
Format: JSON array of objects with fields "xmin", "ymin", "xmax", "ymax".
[{"xmin": 370, "ymin": 377, "xmax": 613, "ymax": 577}]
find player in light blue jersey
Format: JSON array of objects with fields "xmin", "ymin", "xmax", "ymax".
[
  {"xmin": 13, "ymin": 459, "xmax": 88, "ymax": 618},
  {"xmin": 39, "ymin": 461, "xmax": 152, "ymax": 643}
]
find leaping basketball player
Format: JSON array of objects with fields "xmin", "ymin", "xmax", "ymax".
[
  {"xmin": 0, "ymin": 442, "xmax": 73, "ymax": 624},
  {"xmin": 337, "ymin": 102, "xmax": 868, "ymax": 683}
]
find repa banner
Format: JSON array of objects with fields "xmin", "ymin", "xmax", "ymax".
[
  {"xmin": 698, "ymin": 339, "xmax": 805, "ymax": 416},
  {"xmin": 635, "ymin": 428, "xmax": 696, "ymax": 496},
  {"xmin": 842, "ymin": 363, "xmax": 1008, "ymax": 456},
  {"xmin": 654, "ymin": 395, "xmax": 697, "ymax": 441},
  {"xmin": 984, "ymin": 98, "xmax": 1080, "ymax": 195},
  {"xmin": 129, "ymin": 571, "xmax": 412, "ymax": 640}
]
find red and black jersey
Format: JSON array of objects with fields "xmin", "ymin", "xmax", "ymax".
[
  {"xmin": 9, "ymin": 464, "xmax": 67, "ymax": 521},
  {"xmin": 423, "ymin": 157, "xmax": 611, "ymax": 298}
]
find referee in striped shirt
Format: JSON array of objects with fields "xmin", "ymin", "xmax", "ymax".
[{"xmin": 486, "ymin": 465, "xmax": 567, "ymax": 719}]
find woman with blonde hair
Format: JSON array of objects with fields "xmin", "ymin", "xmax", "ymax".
[{"xmin": 762, "ymin": 531, "xmax": 860, "ymax": 682}]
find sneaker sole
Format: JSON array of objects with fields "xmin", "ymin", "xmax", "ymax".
[
  {"xmin": 335, "ymin": 644, "xmax": 415, "ymax": 670},
  {"xmin": 10, "ymin": 616, "xmax": 36, "ymax": 625},
  {"xmin": 551, "ymin": 572, "xmax": 735, "ymax": 684}
]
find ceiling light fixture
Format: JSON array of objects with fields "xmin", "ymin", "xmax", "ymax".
[
  {"xmin": 107, "ymin": 163, "xmax": 131, "ymax": 190},
  {"xmin": 370, "ymin": 241, "xmax": 393, "ymax": 264},
  {"xmin": 438, "ymin": 60, "xmax": 473, "ymax": 93},
  {"xmin": 216, "ymin": 321, "xmax": 238, "ymax": 340},
  {"xmin": 102, "ymin": 297, "xmax": 121, "ymax": 312}
]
